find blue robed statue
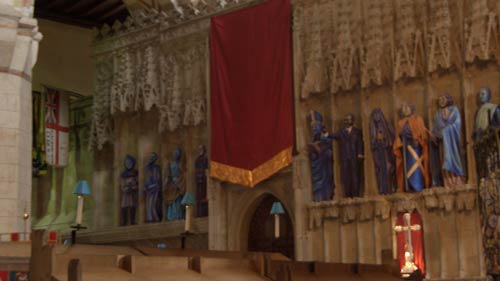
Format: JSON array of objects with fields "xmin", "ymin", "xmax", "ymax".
[
  {"xmin": 430, "ymin": 94, "xmax": 465, "ymax": 187},
  {"xmin": 164, "ymin": 148, "xmax": 186, "ymax": 221},
  {"xmin": 307, "ymin": 111, "xmax": 334, "ymax": 202},
  {"xmin": 120, "ymin": 155, "xmax": 138, "ymax": 226},
  {"xmin": 474, "ymin": 87, "xmax": 500, "ymax": 141},
  {"xmin": 144, "ymin": 152, "xmax": 162, "ymax": 223}
]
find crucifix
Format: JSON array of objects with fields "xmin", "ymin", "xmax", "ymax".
[{"xmin": 394, "ymin": 212, "xmax": 421, "ymax": 274}]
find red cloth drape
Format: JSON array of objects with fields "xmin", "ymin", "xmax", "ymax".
[
  {"xmin": 210, "ymin": 0, "xmax": 293, "ymax": 187},
  {"xmin": 0, "ymin": 271, "xmax": 7, "ymax": 281},
  {"xmin": 396, "ymin": 211, "xmax": 425, "ymax": 275}
]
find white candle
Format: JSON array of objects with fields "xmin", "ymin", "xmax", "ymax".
[
  {"xmin": 185, "ymin": 205, "xmax": 192, "ymax": 232},
  {"xmin": 75, "ymin": 195, "xmax": 84, "ymax": 225},
  {"xmin": 274, "ymin": 214, "xmax": 280, "ymax": 238}
]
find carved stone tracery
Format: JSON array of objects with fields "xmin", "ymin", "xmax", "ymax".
[
  {"xmin": 464, "ymin": 0, "xmax": 499, "ymax": 63},
  {"xmin": 307, "ymin": 186, "xmax": 477, "ymax": 230},
  {"xmin": 329, "ymin": 0, "xmax": 360, "ymax": 93},
  {"xmin": 427, "ymin": 0, "xmax": 455, "ymax": 72},
  {"xmin": 90, "ymin": 8, "xmax": 211, "ymax": 149},
  {"xmin": 393, "ymin": 0, "xmax": 425, "ymax": 81},
  {"xmin": 360, "ymin": 0, "xmax": 392, "ymax": 88}
]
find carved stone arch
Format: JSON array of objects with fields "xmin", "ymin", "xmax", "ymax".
[{"xmin": 227, "ymin": 188, "xmax": 294, "ymax": 254}]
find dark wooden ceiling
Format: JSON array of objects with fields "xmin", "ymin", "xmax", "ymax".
[{"xmin": 34, "ymin": 0, "xmax": 130, "ymax": 28}]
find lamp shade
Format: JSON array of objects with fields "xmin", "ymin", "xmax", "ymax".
[
  {"xmin": 270, "ymin": 202, "xmax": 285, "ymax": 215},
  {"xmin": 73, "ymin": 180, "xmax": 91, "ymax": 196},
  {"xmin": 181, "ymin": 192, "xmax": 196, "ymax": 206}
]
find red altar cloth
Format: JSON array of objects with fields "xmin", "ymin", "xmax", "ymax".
[{"xmin": 209, "ymin": 0, "xmax": 293, "ymax": 187}]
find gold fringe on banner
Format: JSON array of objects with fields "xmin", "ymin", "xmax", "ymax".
[{"xmin": 210, "ymin": 147, "xmax": 293, "ymax": 187}]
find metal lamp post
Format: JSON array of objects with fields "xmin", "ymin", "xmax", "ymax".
[
  {"xmin": 71, "ymin": 180, "xmax": 91, "ymax": 245},
  {"xmin": 180, "ymin": 192, "xmax": 195, "ymax": 249}
]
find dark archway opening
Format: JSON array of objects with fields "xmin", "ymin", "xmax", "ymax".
[{"xmin": 247, "ymin": 195, "xmax": 294, "ymax": 259}]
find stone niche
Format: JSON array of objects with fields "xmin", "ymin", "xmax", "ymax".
[{"xmin": 208, "ymin": 169, "xmax": 294, "ymax": 252}]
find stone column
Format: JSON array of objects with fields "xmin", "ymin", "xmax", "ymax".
[{"xmin": 0, "ymin": 2, "xmax": 41, "ymax": 235}]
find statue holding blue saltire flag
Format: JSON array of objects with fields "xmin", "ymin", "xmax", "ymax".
[{"xmin": 394, "ymin": 103, "xmax": 430, "ymax": 192}]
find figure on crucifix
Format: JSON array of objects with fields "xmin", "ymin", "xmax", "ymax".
[
  {"xmin": 328, "ymin": 113, "xmax": 364, "ymax": 198},
  {"xmin": 369, "ymin": 108, "xmax": 396, "ymax": 195},
  {"xmin": 430, "ymin": 94, "xmax": 465, "ymax": 187},
  {"xmin": 394, "ymin": 103, "xmax": 429, "ymax": 192},
  {"xmin": 307, "ymin": 111, "xmax": 334, "ymax": 202}
]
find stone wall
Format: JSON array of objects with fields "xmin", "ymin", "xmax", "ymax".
[
  {"xmin": 32, "ymin": 19, "xmax": 93, "ymax": 96},
  {"xmin": 0, "ymin": 2, "xmax": 40, "ymax": 235}
]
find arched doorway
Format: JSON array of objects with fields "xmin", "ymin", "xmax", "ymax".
[{"xmin": 247, "ymin": 194, "xmax": 294, "ymax": 259}]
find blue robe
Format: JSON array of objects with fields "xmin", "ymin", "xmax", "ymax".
[
  {"xmin": 309, "ymin": 132, "xmax": 334, "ymax": 201},
  {"xmin": 431, "ymin": 105, "xmax": 464, "ymax": 186},
  {"xmin": 145, "ymin": 164, "xmax": 162, "ymax": 222},
  {"xmin": 164, "ymin": 162, "xmax": 186, "ymax": 221}
]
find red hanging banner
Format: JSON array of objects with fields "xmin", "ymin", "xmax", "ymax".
[{"xmin": 210, "ymin": 0, "xmax": 293, "ymax": 187}]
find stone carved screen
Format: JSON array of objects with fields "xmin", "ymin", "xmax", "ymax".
[
  {"xmin": 90, "ymin": 23, "xmax": 208, "ymax": 150},
  {"xmin": 293, "ymin": 0, "xmax": 500, "ymax": 279},
  {"xmin": 294, "ymin": 0, "xmax": 498, "ymax": 99}
]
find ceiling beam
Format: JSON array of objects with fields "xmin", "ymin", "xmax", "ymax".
[
  {"xmin": 34, "ymin": 9, "xmax": 98, "ymax": 28},
  {"xmin": 45, "ymin": 0, "xmax": 70, "ymax": 10},
  {"xmin": 81, "ymin": 0, "xmax": 121, "ymax": 17},
  {"xmin": 98, "ymin": 5, "xmax": 127, "ymax": 21},
  {"xmin": 64, "ymin": 0, "xmax": 100, "ymax": 14}
]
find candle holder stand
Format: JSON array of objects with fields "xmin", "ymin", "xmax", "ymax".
[
  {"xmin": 70, "ymin": 224, "xmax": 87, "ymax": 245},
  {"xmin": 180, "ymin": 231, "xmax": 193, "ymax": 249}
]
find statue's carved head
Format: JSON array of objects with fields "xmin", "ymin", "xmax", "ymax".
[
  {"xmin": 400, "ymin": 103, "xmax": 415, "ymax": 118},
  {"xmin": 124, "ymin": 154, "xmax": 136, "ymax": 170},
  {"xmin": 477, "ymin": 87, "xmax": 491, "ymax": 105},
  {"xmin": 198, "ymin": 145, "xmax": 206, "ymax": 156},
  {"xmin": 343, "ymin": 113, "xmax": 355, "ymax": 128},
  {"xmin": 174, "ymin": 148, "xmax": 182, "ymax": 162},
  {"xmin": 438, "ymin": 94, "xmax": 453, "ymax": 108},
  {"xmin": 148, "ymin": 152, "xmax": 158, "ymax": 165},
  {"xmin": 307, "ymin": 110, "xmax": 324, "ymax": 134}
]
